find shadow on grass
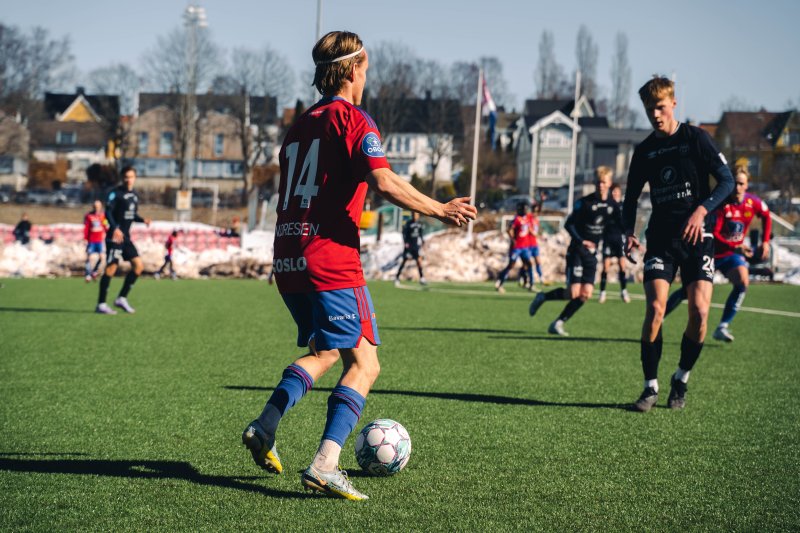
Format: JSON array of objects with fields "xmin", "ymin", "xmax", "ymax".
[
  {"xmin": 0, "ymin": 455, "xmax": 312, "ymax": 499},
  {"xmin": 488, "ymin": 334, "xmax": 641, "ymax": 343},
  {"xmin": 0, "ymin": 306, "xmax": 94, "ymax": 314},
  {"xmin": 225, "ymin": 385, "xmax": 631, "ymax": 411},
  {"xmin": 381, "ymin": 325, "xmax": 528, "ymax": 335}
]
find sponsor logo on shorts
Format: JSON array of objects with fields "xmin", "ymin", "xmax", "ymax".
[
  {"xmin": 272, "ymin": 257, "xmax": 308, "ymax": 273},
  {"xmin": 361, "ymin": 132, "xmax": 385, "ymax": 158},
  {"xmin": 572, "ymin": 266, "xmax": 584, "ymax": 277},
  {"xmin": 329, "ymin": 312, "xmax": 358, "ymax": 321},
  {"xmin": 645, "ymin": 257, "xmax": 665, "ymax": 271}
]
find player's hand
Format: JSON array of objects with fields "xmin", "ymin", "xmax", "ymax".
[
  {"xmin": 582, "ymin": 240, "xmax": 596, "ymax": 253},
  {"xmin": 682, "ymin": 206, "xmax": 707, "ymax": 245},
  {"xmin": 760, "ymin": 242, "xmax": 770, "ymax": 259},
  {"xmin": 625, "ymin": 234, "xmax": 640, "ymax": 255},
  {"xmin": 438, "ymin": 197, "xmax": 477, "ymax": 227},
  {"xmin": 112, "ymin": 228, "xmax": 124, "ymax": 244},
  {"xmin": 739, "ymin": 245, "xmax": 754, "ymax": 258}
]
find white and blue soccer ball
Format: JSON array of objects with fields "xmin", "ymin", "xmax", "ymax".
[{"xmin": 354, "ymin": 419, "xmax": 411, "ymax": 476}]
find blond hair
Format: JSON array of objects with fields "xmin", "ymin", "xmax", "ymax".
[
  {"xmin": 638, "ymin": 75, "xmax": 675, "ymax": 106},
  {"xmin": 311, "ymin": 31, "xmax": 365, "ymax": 96},
  {"xmin": 595, "ymin": 165, "xmax": 614, "ymax": 181},
  {"xmin": 734, "ymin": 165, "xmax": 750, "ymax": 181}
]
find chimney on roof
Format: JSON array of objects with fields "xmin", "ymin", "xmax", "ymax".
[
  {"xmin": 425, "ymin": 90, "xmax": 431, "ymax": 101},
  {"xmin": 76, "ymin": 86, "xmax": 85, "ymax": 95}
]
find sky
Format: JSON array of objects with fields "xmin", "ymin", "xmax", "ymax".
[{"xmin": 4, "ymin": 0, "xmax": 800, "ymax": 124}]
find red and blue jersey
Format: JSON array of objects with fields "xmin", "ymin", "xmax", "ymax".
[
  {"xmin": 165, "ymin": 234, "xmax": 176, "ymax": 254},
  {"xmin": 84, "ymin": 212, "xmax": 108, "ymax": 244},
  {"xmin": 712, "ymin": 192, "xmax": 771, "ymax": 258},
  {"xmin": 274, "ymin": 96, "xmax": 391, "ymax": 293},
  {"xmin": 511, "ymin": 215, "xmax": 533, "ymax": 250},
  {"xmin": 525, "ymin": 213, "xmax": 540, "ymax": 248}
]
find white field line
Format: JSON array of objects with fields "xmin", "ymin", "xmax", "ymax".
[{"xmin": 392, "ymin": 283, "xmax": 800, "ymax": 319}]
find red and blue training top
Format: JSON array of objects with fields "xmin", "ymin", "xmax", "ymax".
[
  {"xmin": 273, "ymin": 96, "xmax": 391, "ymax": 293},
  {"xmin": 712, "ymin": 192, "xmax": 771, "ymax": 259},
  {"xmin": 84, "ymin": 212, "xmax": 108, "ymax": 244}
]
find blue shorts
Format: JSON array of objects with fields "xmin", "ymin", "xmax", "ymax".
[
  {"xmin": 716, "ymin": 254, "xmax": 747, "ymax": 274},
  {"xmin": 527, "ymin": 246, "xmax": 540, "ymax": 258},
  {"xmin": 86, "ymin": 242, "xmax": 104, "ymax": 255},
  {"xmin": 509, "ymin": 247, "xmax": 532, "ymax": 262},
  {"xmin": 281, "ymin": 286, "xmax": 381, "ymax": 351}
]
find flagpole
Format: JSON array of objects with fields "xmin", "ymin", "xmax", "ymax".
[{"xmin": 466, "ymin": 67, "xmax": 482, "ymax": 242}]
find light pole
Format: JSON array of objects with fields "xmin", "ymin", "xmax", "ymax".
[{"xmin": 178, "ymin": 4, "xmax": 207, "ymax": 221}]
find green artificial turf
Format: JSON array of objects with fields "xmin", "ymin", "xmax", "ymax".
[{"xmin": 1, "ymin": 278, "xmax": 798, "ymax": 531}]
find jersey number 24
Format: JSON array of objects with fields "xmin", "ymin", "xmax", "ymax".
[{"xmin": 282, "ymin": 139, "xmax": 320, "ymax": 210}]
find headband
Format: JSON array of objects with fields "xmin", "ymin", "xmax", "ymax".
[{"xmin": 314, "ymin": 46, "xmax": 364, "ymax": 65}]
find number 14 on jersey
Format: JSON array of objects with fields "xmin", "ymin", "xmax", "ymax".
[{"xmin": 282, "ymin": 139, "xmax": 320, "ymax": 210}]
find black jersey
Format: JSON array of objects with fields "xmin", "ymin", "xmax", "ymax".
[
  {"xmin": 622, "ymin": 123, "xmax": 734, "ymax": 239},
  {"xmin": 105, "ymin": 185, "xmax": 144, "ymax": 239},
  {"xmin": 402, "ymin": 219, "xmax": 424, "ymax": 250},
  {"xmin": 603, "ymin": 201, "xmax": 624, "ymax": 242},
  {"xmin": 564, "ymin": 192, "xmax": 623, "ymax": 247}
]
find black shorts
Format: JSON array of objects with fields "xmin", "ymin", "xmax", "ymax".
[
  {"xmin": 643, "ymin": 234, "xmax": 714, "ymax": 285},
  {"xmin": 403, "ymin": 247, "xmax": 420, "ymax": 260},
  {"xmin": 566, "ymin": 244, "xmax": 598, "ymax": 285},
  {"xmin": 603, "ymin": 235, "xmax": 625, "ymax": 259},
  {"xmin": 106, "ymin": 239, "xmax": 139, "ymax": 265}
]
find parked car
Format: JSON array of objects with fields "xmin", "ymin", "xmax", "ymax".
[{"xmin": 17, "ymin": 188, "xmax": 69, "ymax": 205}]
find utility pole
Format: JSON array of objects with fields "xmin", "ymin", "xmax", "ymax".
[
  {"xmin": 316, "ymin": 0, "xmax": 323, "ymax": 41},
  {"xmin": 568, "ymin": 70, "xmax": 581, "ymax": 214}
]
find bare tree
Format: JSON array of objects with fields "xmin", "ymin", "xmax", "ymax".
[
  {"xmin": 575, "ymin": 25, "xmax": 598, "ymax": 100},
  {"xmin": 0, "ymin": 23, "xmax": 75, "ymax": 114},
  {"xmin": 719, "ymin": 95, "xmax": 758, "ymax": 113},
  {"xmin": 609, "ymin": 32, "xmax": 633, "ymax": 128},
  {"xmin": 87, "ymin": 63, "xmax": 141, "ymax": 116},
  {"xmin": 365, "ymin": 41, "xmax": 418, "ymax": 140},
  {"xmin": 450, "ymin": 57, "xmax": 512, "ymax": 108},
  {"xmin": 141, "ymin": 25, "xmax": 222, "ymax": 190},
  {"xmin": 215, "ymin": 45, "xmax": 293, "ymax": 201},
  {"xmin": 534, "ymin": 31, "xmax": 567, "ymax": 99}
]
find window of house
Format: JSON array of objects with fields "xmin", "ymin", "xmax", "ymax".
[
  {"xmin": 541, "ymin": 129, "xmax": 570, "ymax": 148},
  {"xmin": 159, "ymin": 132, "xmax": 174, "ymax": 156},
  {"xmin": 782, "ymin": 130, "xmax": 800, "ymax": 147},
  {"xmin": 137, "ymin": 132, "xmax": 149, "ymax": 155},
  {"xmin": 56, "ymin": 131, "xmax": 76, "ymax": 145},
  {"xmin": 393, "ymin": 162, "xmax": 410, "ymax": 175},
  {"xmin": 404, "ymin": 137, "xmax": 411, "ymax": 153},
  {"xmin": 214, "ymin": 134, "xmax": 224, "ymax": 157}
]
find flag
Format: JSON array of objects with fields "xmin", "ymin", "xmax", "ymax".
[{"xmin": 481, "ymin": 77, "xmax": 497, "ymax": 150}]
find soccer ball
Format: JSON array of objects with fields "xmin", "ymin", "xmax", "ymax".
[{"xmin": 354, "ymin": 419, "xmax": 411, "ymax": 476}]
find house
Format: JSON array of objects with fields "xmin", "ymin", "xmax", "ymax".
[
  {"xmin": 0, "ymin": 110, "xmax": 29, "ymax": 189},
  {"xmin": 124, "ymin": 92, "xmax": 279, "ymax": 191},
  {"xmin": 513, "ymin": 97, "xmax": 648, "ymax": 206},
  {"xmin": 28, "ymin": 88, "xmax": 119, "ymax": 183},
  {"xmin": 715, "ymin": 110, "xmax": 799, "ymax": 182},
  {"xmin": 364, "ymin": 95, "xmax": 463, "ymax": 184}
]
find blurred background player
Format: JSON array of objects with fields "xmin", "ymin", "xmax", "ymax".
[
  {"xmin": 523, "ymin": 198, "xmax": 545, "ymax": 289},
  {"xmin": 154, "ymin": 230, "xmax": 179, "ymax": 280},
  {"xmin": 13, "ymin": 212, "xmax": 31, "ymax": 245},
  {"xmin": 241, "ymin": 30, "xmax": 476, "ymax": 501},
  {"xmin": 495, "ymin": 202, "xmax": 534, "ymax": 293},
  {"xmin": 663, "ymin": 165, "xmax": 771, "ymax": 342},
  {"xmin": 528, "ymin": 166, "xmax": 621, "ymax": 336},
  {"xmin": 394, "ymin": 211, "xmax": 426, "ymax": 286},
  {"xmin": 598, "ymin": 184, "xmax": 631, "ymax": 303},
  {"xmin": 623, "ymin": 76, "xmax": 733, "ymax": 412},
  {"xmin": 83, "ymin": 200, "xmax": 108, "ymax": 282},
  {"xmin": 96, "ymin": 166, "xmax": 151, "ymax": 315}
]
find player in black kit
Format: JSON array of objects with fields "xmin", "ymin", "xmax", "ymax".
[
  {"xmin": 95, "ymin": 166, "xmax": 151, "ymax": 314},
  {"xmin": 528, "ymin": 166, "xmax": 621, "ymax": 336},
  {"xmin": 598, "ymin": 184, "xmax": 631, "ymax": 304},
  {"xmin": 623, "ymin": 77, "xmax": 733, "ymax": 412},
  {"xmin": 394, "ymin": 211, "xmax": 426, "ymax": 286}
]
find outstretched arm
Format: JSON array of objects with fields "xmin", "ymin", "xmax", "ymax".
[{"xmin": 366, "ymin": 168, "xmax": 476, "ymax": 227}]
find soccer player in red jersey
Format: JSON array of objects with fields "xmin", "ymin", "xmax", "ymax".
[
  {"xmin": 495, "ymin": 202, "xmax": 534, "ymax": 293},
  {"xmin": 154, "ymin": 230, "xmax": 178, "ymax": 280},
  {"xmin": 526, "ymin": 201, "xmax": 545, "ymax": 287},
  {"xmin": 241, "ymin": 31, "xmax": 476, "ymax": 501},
  {"xmin": 83, "ymin": 200, "xmax": 108, "ymax": 281},
  {"xmin": 664, "ymin": 166, "xmax": 771, "ymax": 342}
]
